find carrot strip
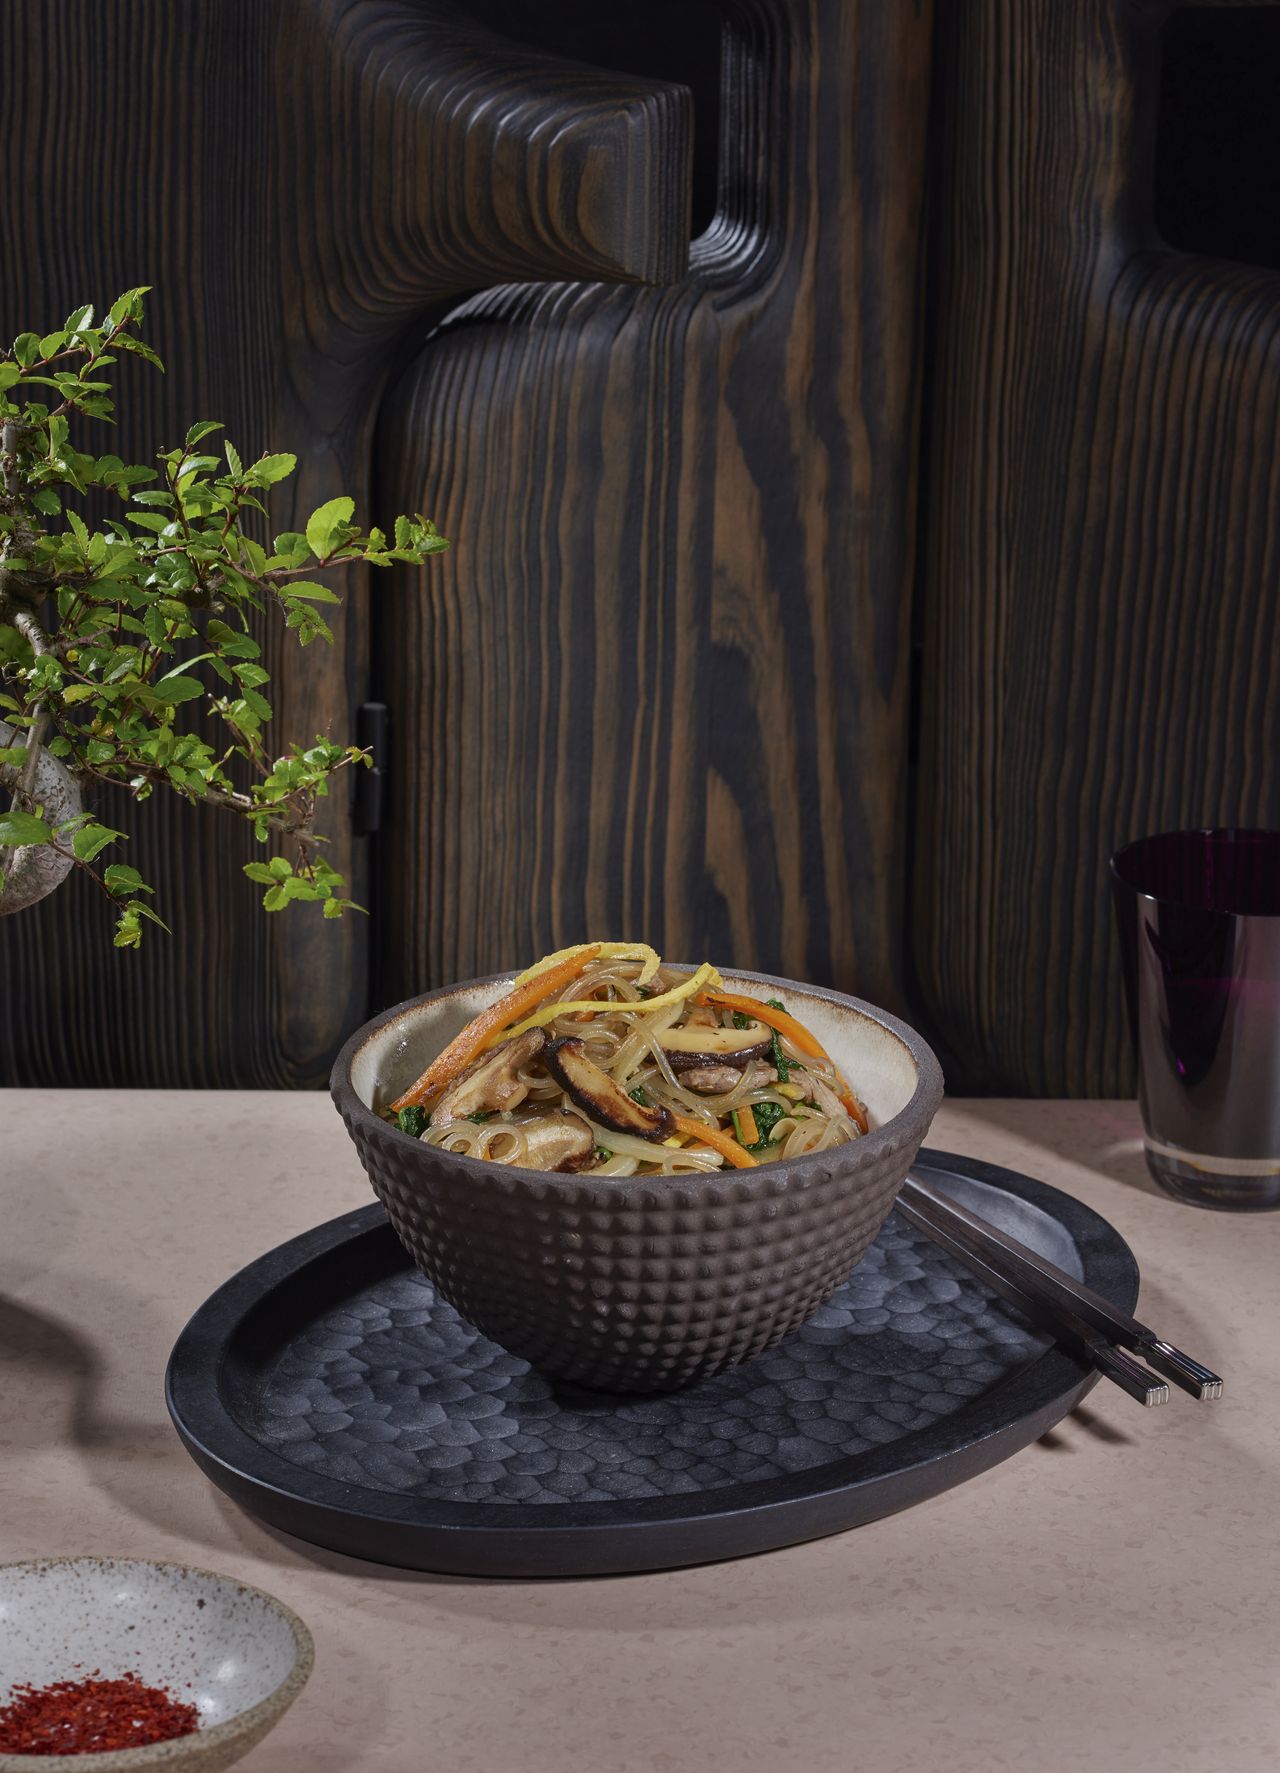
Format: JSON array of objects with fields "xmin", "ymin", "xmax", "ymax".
[
  {"xmin": 698, "ymin": 988, "xmax": 869, "ymax": 1131},
  {"xmin": 670, "ymin": 1112, "xmax": 757, "ymax": 1169},
  {"xmin": 698, "ymin": 989, "xmax": 825, "ymax": 1057},
  {"xmin": 389, "ymin": 945, "xmax": 602, "ymax": 1112}
]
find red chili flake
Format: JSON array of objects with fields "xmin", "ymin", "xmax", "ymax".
[{"xmin": 0, "ymin": 1669, "xmax": 200, "ymax": 1756}]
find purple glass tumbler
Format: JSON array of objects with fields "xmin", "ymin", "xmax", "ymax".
[{"xmin": 1111, "ymin": 829, "xmax": 1280, "ymax": 1210}]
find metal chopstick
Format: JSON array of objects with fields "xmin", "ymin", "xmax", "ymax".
[
  {"xmin": 900, "ymin": 1172, "xmax": 1223, "ymax": 1401},
  {"xmin": 896, "ymin": 1192, "xmax": 1169, "ymax": 1406}
]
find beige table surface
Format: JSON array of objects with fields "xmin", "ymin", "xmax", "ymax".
[{"xmin": 2, "ymin": 1092, "xmax": 1276, "ymax": 1772}]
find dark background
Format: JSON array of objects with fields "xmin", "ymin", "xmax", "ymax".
[{"xmin": 1, "ymin": 0, "xmax": 1276, "ymax": 1094}]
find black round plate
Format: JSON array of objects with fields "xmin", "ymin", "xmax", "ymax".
[{"xmin": 165, "ymin": 1150, "xmax": 1138, "ymax": 1576}]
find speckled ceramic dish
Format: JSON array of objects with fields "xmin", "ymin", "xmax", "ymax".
[
  {"xmin": 332, "ymin": 967, "xmax": 944, "ymax": 1391},
  {"xmin": 0, "ymin": 1559, "xmax": 313, "ymax": 1771}
]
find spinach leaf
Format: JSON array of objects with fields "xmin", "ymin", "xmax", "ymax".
[{"xmin": 749, "ymin": 1099, "xmax": 787, "ymax": 1153}]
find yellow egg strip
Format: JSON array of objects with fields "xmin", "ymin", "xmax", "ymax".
[
  {"xmin": 514, "ymin": 941, "xmax": 662, "ymax": 989},
  {"xmin": 492, "ymin": 961, "xmax": 723, "ymax": 1046}
]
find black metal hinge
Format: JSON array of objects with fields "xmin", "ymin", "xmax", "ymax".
[{"xmin": 353, "ymin": 701, "xmax": 389, "ymax": 835}]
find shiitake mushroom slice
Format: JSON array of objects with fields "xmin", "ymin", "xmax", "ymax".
[
  {"xmin": 656, "ymin": 1020, "xmax": 773, "ymax": 1072},
  {"xmin": 545, "ymin": 1036, "xmax": 674, "ymax": 1140}
]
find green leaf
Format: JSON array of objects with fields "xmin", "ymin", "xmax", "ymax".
[
  {"xmin": 281, "ymin": 580, "xmax": 340, "ymax": 604},
  {"xmin": 148, "ymin": 674, "xmax": 203, "ymax": 705},
  {"xmin": 38, "ymin": 330, "xmax": 67, "ymax": 360},
  {"xmin": 271, "ymin": 531, "xmax": 309, "ymax": 564},
  {"xmin": 267, "ymin": 855, "xmax": 292, "ymax": 879},
  {"xmin": 72, "ymin": 821, "xmax": 123, "ymax": 863},
  {"xmin": 0, "ymin": 745, "xmax": 27, "ymax": 765},
  {"xmin": 240, "ymin": 685, "xmax": 272, "ymax": 721},
  {"xmin": 103, "ymin": 863, "xmax": 150, "ymax": 896},
  {"xmin": 12, "ymin": 333, "xmax": 40, "ymax": 367},
  {"xmin": 246, "ymin": 452, "xmax": 296, "ymax": 487},
  {"xmin": 262, "ymin": 883, "xmax": 289, "ymax": 911},
  {"xmin": 113, "ymin": 897, "xmax": 170, "ymax": 948},
  {"xmin": 112, "ymin": 335, "xmax": 165, "ymax": 371},
  {"xmin": 0, "ymin": 624, "xmax": 32, "ymax": 664},
  {"xmin": 59, "ymin": 684, "xmax": 98, "ymax": 705},
  {"xmin": 305, "ymin": 496, "xmax": 354, "ymax": 560},
  {"xmin": 141, "ymin": 605, "xmax": 169, "ymax": 647},
  {"xmin": 66, "ymin": 509, "xmax": 90, "ymax": 548},
  {"xmin": 206, "ymin": 618, "xmax": 259, "ymax": 658},
  {"xmin": 0, "ymin": 363, "xmax": 21, "ymax": 391},
  {"xmin": 107, "ymin": 288, "xmax": 150, "ymax": 329},
  {"xmin": 125, "ymin": 511, "xmax": 173, "ymax": 534},
  {"xmin": 238, "ymin": 536, "xmax": 267, "ymax": 575},
  {"xmin": 224, "ymin": 440, "xmax": 244, "ymax": 478},
  {"xmin": 30, "ymin": 489, "xmax": 61, "ymax": 514},
  {"xmin": 184, "ymin": 421, "xmax": 222, "ymax": 447},
  {"xmin": 0, "ymin": 810, "xmax": 52, "ymax": 846},
  {"xmin": 113, "ymin": 912, "xmax": 141, "ymax": 949},
  {"xmin": 64, "ymin": 303, "xmax": 95, "ymax": 333},
  {"xmin": 243, "ymin": 862, "xmax": 278, "ymax": 885}
]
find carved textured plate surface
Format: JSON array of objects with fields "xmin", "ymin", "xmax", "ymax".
[{"xmin": 166, "ymin": 1151, "xmax": 1138, "ymax": 1575}]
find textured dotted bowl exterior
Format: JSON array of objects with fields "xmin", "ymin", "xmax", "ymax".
[{"xmin": 332, "ymin": 971, "xmax": 943, "ymax": 1392}]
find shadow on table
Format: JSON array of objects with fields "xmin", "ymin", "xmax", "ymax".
[
  {"xmin": 1037, "ymin": 1402, "xmax": 1137, "ymax": 1452},
  {"xmin": 0, "ymin": 1284, "xmax": 223, "ymax": 1549}
]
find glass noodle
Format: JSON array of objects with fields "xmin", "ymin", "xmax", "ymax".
[{"xmin": 409, "ymin": 953, "xmax": 867, "ymax": 1176}]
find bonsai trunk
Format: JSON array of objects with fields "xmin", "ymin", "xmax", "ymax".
[{"xmin": 0, "ymin": 719, "xmax": 83, "ymax": 914}]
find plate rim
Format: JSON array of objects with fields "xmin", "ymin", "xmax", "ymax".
[{"xmin": 165, "ymin": 1148, "xmax": 1139, "ymax": 1574}]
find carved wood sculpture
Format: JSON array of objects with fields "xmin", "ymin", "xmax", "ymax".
[
  {"xmin": 376, "ymin": 0, "xmax": 933, "ymax": 1012},
  {"xmin": 0, "ymin": 0, "xmax": 692, "ymax": 1084},
  {"xmin": 912, "ymin": 0, "xmax": 1280, "ymax": 1095}
]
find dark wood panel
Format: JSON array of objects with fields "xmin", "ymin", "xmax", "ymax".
[
  {"xmin": 912, "ymin": 0, "xmax": 1280, "ymax": 1095},
  {"xmin": 0, "ymin": 0, "xmax": 692, "ymax": 1084},
  {"xmin": 374, "ymin": 0, "xmax": 934, "ymax": 1009}
]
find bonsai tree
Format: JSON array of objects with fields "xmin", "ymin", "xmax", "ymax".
[{"xmin": 0, "ymin": 290, "xmax": 446, "ymax": 944}]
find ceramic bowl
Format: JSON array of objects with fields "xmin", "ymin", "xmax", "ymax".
[
  {"xmin": 0, "ymin": 1558, "xmax": 313, "ymax": 1771},
  {"xmin": 332, "ymin": 967, "xmax": 944, "ymax": 1392}
]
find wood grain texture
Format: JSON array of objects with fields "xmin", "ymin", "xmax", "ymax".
[
  {"xmin": 0, "ymin": 0, "xmax": 691, "ymax": 1085},
  {"xmin": 912, "ymin": 0, "xmax": 1280, "ymax": 1095},
  {"xmin": 376, "ymin": 0, "xmax": 934, "ymax": 1011}
]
